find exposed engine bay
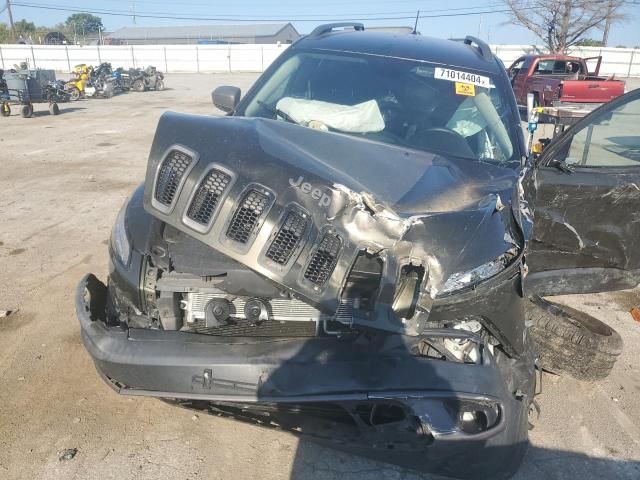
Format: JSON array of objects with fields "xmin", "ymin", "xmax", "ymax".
[{"xmin": 138, "ymin": 113, "xmax": 524, "ymax": 343}]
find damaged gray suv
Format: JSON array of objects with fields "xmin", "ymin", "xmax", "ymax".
[{"xmin": 76, "ymin": 23, "xmax": 640, "ymax": 479}]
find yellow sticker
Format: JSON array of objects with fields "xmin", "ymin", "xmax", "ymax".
[{"xmin": 455, "ymin": 82, "xmax": 475, "ymax": 96}]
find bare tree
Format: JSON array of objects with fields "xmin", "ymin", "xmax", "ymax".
[{"xmin": 503, "ymin": 0, "xmax": 626, "ymax": 52}]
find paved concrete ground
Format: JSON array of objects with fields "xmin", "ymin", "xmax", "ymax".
[{"xmin": 1, "ymin": 73, "xmax": 640, "ymax": 480}]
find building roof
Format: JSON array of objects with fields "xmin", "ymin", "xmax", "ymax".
[{"xmin": 106, "ymin": 23, "xmax": 298, "ymax": 40}]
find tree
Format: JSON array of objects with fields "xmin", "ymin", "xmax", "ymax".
[
  {"xmin": 14, "ymin": 19, "xmax": 36, "ymax": 34},
  {"xmin": 0, "ymin": 23, "xmax": 12, "ymax": 43},
  {"xmin": 574, "ymin": 38, "xmax": 605, "ymax": 47},
  {"xmin": 503, "ymin": 0, "xmax": 626, "ymax": 53},
  {"xmin": 65, "ymin": 13, "xmax": 103, "ymax": 34}
]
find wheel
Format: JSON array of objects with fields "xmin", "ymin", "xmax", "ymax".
[
  {"xmin": 133, "ymin": 79, "xmax": 145, "ymax": 92},
  {"xmin": 1, "ymin": 103, "xmax": 10, "ymax": 117},
  {"xmin": 69, "ymin": 87, "xmax": 81, "ymax": 101},
  {"xmin": 525, "ymin": 295, "xmax": 623, "ymax": 381},
  {"xmin": 20, "ymin": 103, "xmax": 33, "ymax": 118},
  {"xmin": 155, "ymin": 79, "xmax": 165, "ymax": 91},
  {"xmin": 49, "ymin": 103, "xmax": 60, "ymax": 115}
]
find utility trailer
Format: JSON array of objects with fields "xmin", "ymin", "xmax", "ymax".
[
  {"xmin": 538, "ymin": 102, "xmax": 600, "ymax": 137},
  {"xmin": 1, "ymin": 68, "xmax": 65, "ymax": 118}
]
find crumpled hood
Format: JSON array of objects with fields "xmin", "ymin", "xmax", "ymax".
[{"xmin": 143, "ymin": 112, "xmax": 522, "ymax": 335}]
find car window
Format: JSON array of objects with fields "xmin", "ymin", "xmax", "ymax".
[
  {"xmin": 242, "ymin": 51, "xmax": 519, "ymax": 165},
  {"xmin": 562, "ymin": 96, "xmax": 640, "ymax": 168},
  {"xmin": 509, "ymin": 58, "xmax": 525, "ymax": 80},
  {"xmin": 534, "ymin": 60, "xmax": 555, "ymax": 74}
]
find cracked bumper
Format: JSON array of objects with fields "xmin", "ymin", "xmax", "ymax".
[{"xmin": 76, "ymin": 273, "xmax": 530, "ymax": 479}]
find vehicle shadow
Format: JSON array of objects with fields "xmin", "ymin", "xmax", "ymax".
[
  {"xmin": 24, "ymin": 106, "xmax": 87, "ymax": 117},
  {"xmin": 289, "ymin": 439, "xmax": 640, "ymax": 479}
]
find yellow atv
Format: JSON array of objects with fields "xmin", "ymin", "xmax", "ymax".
[{"xmin": 66, "ymin": 64, "xmax": 90, "ymax": 101}]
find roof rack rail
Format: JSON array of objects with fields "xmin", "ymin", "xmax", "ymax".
[
  {"xmin": 308, "ymin": 23, "xmax": 364, "ymax": 38},
  {"xmin": 464, "ymin": 35, "xmax": 493, "ymax": 62}
]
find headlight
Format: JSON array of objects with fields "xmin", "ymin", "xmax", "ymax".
[
  {"xmin": 440, "ymin": 256, "xmax": 507, "ymax": 295},
  {"xmin": 111, "ymin": 202, "xmax": 131, "ymax": 267}
]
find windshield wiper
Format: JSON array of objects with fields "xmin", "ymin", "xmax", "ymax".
[{"xmin": 256, "ymin": 100, "xmax": 300, "ymax": 125}]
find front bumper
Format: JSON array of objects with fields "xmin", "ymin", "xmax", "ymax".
[{"xmin": 77, "ymin": 273, "xmax": 531, "ymax": 479}]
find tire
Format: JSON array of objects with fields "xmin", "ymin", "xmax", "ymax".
[
  {"xmin": 69, "ymin": 87, "xmax": 81, "ymax": 101},
  {"xmin": 133, "ymin": 79, "xmax": 145, "ymax": 92},
  {"xmin": 1, "ymin": 103, "xmax": 10, "ymax": 117},
  {"xmin": 155, "ymin": 79, "xmax": 165, "ymax": 91},
  {"xmin": 49, "ymin": 103, "xmax": 60, "ymax": 115},
  {"xmin": 20, "ymin": 103, "xmax": 33, "ymax": 118},
  {"xmin": 526, "ymin": 295, "xmax": 623, "ymax": 381}
]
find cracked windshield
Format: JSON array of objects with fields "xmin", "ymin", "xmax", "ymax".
[{"xmin": 243, "ymin": 51, "xmax": 517, "ymax": 164}]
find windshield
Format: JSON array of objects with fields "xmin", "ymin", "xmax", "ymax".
[{"xmin": 242, "ymin": 50, "xmax": 518, "ymax": 165}]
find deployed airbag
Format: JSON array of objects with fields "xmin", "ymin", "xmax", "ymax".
[{"xmin": 276, "ymin": 97, "xmax": 385, "ymax": 133}]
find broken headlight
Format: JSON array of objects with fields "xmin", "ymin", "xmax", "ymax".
[
  {"xmin": 111, "ymin": 202, "xmax": 131, "ymax": 267},
  {"xmin": 439, "ymin": 255, "xmax": 508, "ymax": 295}
]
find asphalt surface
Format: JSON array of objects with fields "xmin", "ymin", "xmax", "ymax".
[{"xmin": 1, "ymin": 73, "xmax": 640, "ymax": 480}]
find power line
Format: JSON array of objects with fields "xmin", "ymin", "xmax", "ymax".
[
  {"xmin": 11, "ymin": 1, "xmax": 508, "ymax": 20},
  {"xmin": 12, "ymin": 1, "xmax": 523, "ymax": 22}
]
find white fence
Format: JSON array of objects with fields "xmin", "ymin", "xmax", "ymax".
[
  {"xmin": 0, "ymin": 43, "xmax": 638, "ymax": 77},
  {"xmin": 0, "ymin": 44, "xmax": 290, "ymax": 73}
]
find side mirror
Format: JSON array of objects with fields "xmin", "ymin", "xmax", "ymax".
[{"xmin": 212, "ymin": 86, "xmax": 241, "ymax": 113}]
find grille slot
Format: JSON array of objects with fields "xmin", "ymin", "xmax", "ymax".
[
  {"xmin": 304, "ymin": 233, "xmax": 342, "ymax": 286},
  {"xmin": 226, "ymin": 189, "xmax": 270, "ymax": 244},
  {"xmin": 186, "ymin": 169, "xmax": 231, "ymax": 226},
  {"xmin": 187, "ymin": 319, "xmax": 316, "ymax": 337},
  {"xmin": 154, "ymin": 149, "xmax": 193, "ymax": 207},
  {"xmin": 265, "ymin": 211, "xmax": 308, "ymax": 265}
]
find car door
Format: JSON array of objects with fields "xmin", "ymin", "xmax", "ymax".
[
  {"xmin": 508, "ymin": 56, "xmax": 532, "ymax": 105},
  {"xmin": 526, "ymin": 88, "xmax": 640, "ymax": 296}
]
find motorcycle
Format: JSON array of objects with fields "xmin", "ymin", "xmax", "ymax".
[
  {"xmin": 84, "ymin": 63, "xmax": 115, "ymax": 99},
  {"xmin": 45, "ymin": 80, "xmax": 71, "ymax": 103},
  {"xmin": 111, "ymin": 67, "xmax": 133, "ymax": 93},
  {"xmin": 66, "ymin": 64, "xmax": 90, "ymax": 101}
]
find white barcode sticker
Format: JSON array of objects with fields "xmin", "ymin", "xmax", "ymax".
[{"xmin": 435, "ymin": 68, "xmax": 494, "ymax": 88}]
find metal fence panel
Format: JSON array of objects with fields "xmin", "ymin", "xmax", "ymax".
[{"xmin": 0, "ymin": 43, "xmax": 638, "ymax": 77}]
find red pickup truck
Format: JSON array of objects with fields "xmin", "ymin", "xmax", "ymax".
[{"xmin": 507, "ymin": 54, "xmax": 625, "ymax": 107}]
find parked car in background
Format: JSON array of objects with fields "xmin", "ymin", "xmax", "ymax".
[{"xmin": 508, "ymin": 54, "xmax": 625, "ymax": 108}]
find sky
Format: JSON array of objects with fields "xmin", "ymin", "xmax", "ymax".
[{"xmin": 5, "ymin": 0, "xmax": 640, "ymax": 47}]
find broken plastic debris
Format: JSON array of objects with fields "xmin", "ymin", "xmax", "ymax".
[
  {"xmin": 59, "ymin": 448, "xmax": 78, "ymax": 461},
  {"xmin": 630, "ymin": 307, "xmax": 640, "ymax": 322}
]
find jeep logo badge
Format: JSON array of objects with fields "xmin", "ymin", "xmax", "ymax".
[{"xmin": 289, "ymin": 176, "xmax": 331, "ymax": 208}]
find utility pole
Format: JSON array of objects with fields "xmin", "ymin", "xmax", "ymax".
[
  {"xmin": 131, "ymin": 1, "xmax": 137, "ymax": 25},
  {"xmin": 6, "ymin": 0, "xmax": 16, "ymax": 39}
]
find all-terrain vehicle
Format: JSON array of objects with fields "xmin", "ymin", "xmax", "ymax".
[
  {"xmin": 129, "ymin": 65, "xmax": 165, "ymax": 92},
  {"xmin": 76, "ymin": 24, "xmax": 640, "ymax": 479}
]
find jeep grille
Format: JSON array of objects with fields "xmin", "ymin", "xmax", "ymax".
[
  {"xmin": 265, "ymin": 211, "xmax": 308, "ymax": 265},
  {"xmin": 154, "ymin": 149, "xmax": 193, "ymax": 207},
  {"xmin": 226, "ymin": 189, "xmax": 270, "ymax": 244},
  {"xmin": 304, "ymin": 233, "xmax": 341, "ymax": 286},
  {"xmin": 186, "ymin": 169, "xmax": 231, "ymax": 226}
]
